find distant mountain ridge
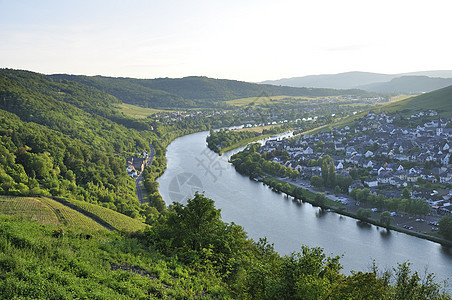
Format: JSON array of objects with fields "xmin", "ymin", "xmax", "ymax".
[
  {"xmin": 50, "ymin": 74, "xmax": 373, "ymax": 108},
  {"xmin": 261, "ymin": 71, "xmax": 452, "ymax": 94},
  {"xmin": 358, "ymin": 76, "xmax": 452, "ymax": 94}
]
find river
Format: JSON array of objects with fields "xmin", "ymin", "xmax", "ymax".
[{"xmin": 158, "ymin": 130, "xmax": 452, "ymax": 287}]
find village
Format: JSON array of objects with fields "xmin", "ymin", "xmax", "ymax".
[{"xmin": 260, "ymin": 109, "xmax": 452, "ymax": 216}]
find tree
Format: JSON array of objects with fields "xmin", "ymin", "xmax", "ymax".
[
  {"xmin": 149, "ymin": 192, "xmax": 166, "ymax": 212},
  {"xmin": 330, "ymin": 272, "xmax": 387, "ymax": 299},
  {"xmin": 311, "ymin": 175, "xmax": 323, "ymax": 188},
  {"xmin": 349, "ymin": 168, "xmax": 358, "ymax": 180},
  {"xmin": 336, "ymin": 175, "xmax": 352, "ymax": 193},
  {"xmin": 321, "ymin": 160, "xmax": 329, "ymax": 185},
  {"xmin": 333, "ymin": 185, "xmax": 341, "ymax": 196},
  {"xmin": 438, "ymin": 216, "xmax": 452, "ymax": 240},
  {"xmin": 402, "ymin": 187, "xmax": 411, "ymax": 199},
  {"xmin": 150, "ymin": 192, "xmax": 250, "ymax": 270},
  {"xmin": 379, "ymin": 211, "xmax": 392, "ymax": 228},
  {"xmin": 327, "ymin": 162, "xmax": 336, "ymax": 188},
  {"xmin": 357, "ymin": 208, "xmax": 372, "ymax": 220},
  {"xmin": 315, "ymin": 193, "xmax": 327, "ymax": 206}
]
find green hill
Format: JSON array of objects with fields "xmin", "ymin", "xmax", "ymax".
[
  {"xmin": 0, "ymin": 69, "xmax": 158, "ymax": 222},
  {"xmin": 65, "ymin": 198, "xmax": 147, "ymax": 232},
  {"xmin": 0, "ymin": 215, "xmax": 228, "ymax": 299},
  {"xmin": 358, "ymin": 76, "xmax": 452, "ymax": 94},
  {"xmin": 50, "ymin": 74, "xmax": 374, "ymax": 108},
  {"xmin": 381, "ymin": 85, "xmax": 452, "ymax": 118}
]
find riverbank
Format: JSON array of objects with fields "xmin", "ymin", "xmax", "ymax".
[
  {"xmin": 217, "ymin": 134, "xmax": 273, "ymax": 155},
  {"xmin": 256, "ymin": 175, "xmax": 452, "ymax": 247},
  {"xmin": 158, "ymin": 129, "xmax": 452, "ymax": 290}
]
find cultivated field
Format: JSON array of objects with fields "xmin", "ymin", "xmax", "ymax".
[
  {"xmin": 114, "ymin": 103, "xmax": 172, "ymax": 118},
  {"xmin": 67, "ymin": 199, "xmax": 148, "ymax": 232},
  {"xmin": 0, "ymin": 196, "xmax": 106, "ymax": 231},
  {"xmin": 225, "ymin": 95, "xmax": 313, "ymax": 107}
]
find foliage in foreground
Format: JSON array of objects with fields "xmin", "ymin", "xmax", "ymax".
[{"xmin": 1, "ymin": 193, "xmax": 450, "ymax": 299}]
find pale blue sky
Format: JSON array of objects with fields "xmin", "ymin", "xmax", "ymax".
[{"xmin": 1, "ymin": 0, "xmax": 451, "ymax": 81}]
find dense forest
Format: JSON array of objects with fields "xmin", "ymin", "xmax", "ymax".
[{"xmin": 0, "ymin": 69, "xmax": 159, "ymax": 221}]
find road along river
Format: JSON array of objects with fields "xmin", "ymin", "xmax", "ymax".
[{"xmin": 158, "ymin": 130, "xmax": 452, "ymax": 287}]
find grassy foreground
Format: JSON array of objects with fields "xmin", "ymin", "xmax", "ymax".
[{"xmin": 1, "ymin": 192, "xmax": 451, "ymax": 299}]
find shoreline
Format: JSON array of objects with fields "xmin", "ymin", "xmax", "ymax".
[
  {"xmin": 161, "ymin": 127, "xmax": 452, "ymax": 248},
  {"xmin": 255, "ymin": 176, "xmax": 452, "ymax": 248},
  {"xmin": 216, "ymin": 125, "xmax": 452, "ymax": 247}
]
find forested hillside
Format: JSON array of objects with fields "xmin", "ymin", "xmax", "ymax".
[
  {"xmin": 50, "ymin": 74, "xmax": 373, "ymax": 108},
  {"xmin": 0, "ymin": 69, "xmax": 157, "ymax": 220}
]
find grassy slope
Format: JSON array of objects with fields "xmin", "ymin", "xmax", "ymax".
[
  {"xmin": 66, "ymin": 198, "xmax": 148, "ymax": 232},
  {"xmin": 0, "ymin": 196, "xmax": 147, "ymax": 233},
  {"xmin": 381, "ymin": 85, "xmax": 452, "ymax": 118},
  {"xmin": 305, "ymin": 85, "xmax": 452, "ymax": 134},
  {"xmin": 0, "ymin": 215, "xmax": 228, "ymax": 299}
]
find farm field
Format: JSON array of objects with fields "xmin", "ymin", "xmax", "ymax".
[
  {"xmin": 225, "ymin": 95, "xmax": 313, "ymax": 107},
  {"xmin": 236, "ymin": 124, "xmax": 281, "ymax": 133},
  {"xmin": 0, "ymin": 196, "xmax": 106, "ymax": 231},
  {"xmin": 114, "ymin": 103, "xmax": 173, "ymax": 118},
  {"xmin": 67, "ymin": 198, "xmax": 148, "ymax": 232}
]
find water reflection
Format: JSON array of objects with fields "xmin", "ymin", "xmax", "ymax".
[
  {"xmin": 316, "ymin": 208, "xmax": 328, "ymax": 218},
  {"xmin": 440, "ymin": 245, "xmax": 452, "ymax": 256},
  {"xmin": 356, "ymin": 221, "xmax": 372, "ymax": 230},
  {"xmin": 379, "ymin": 229, "xmax": 392, "ymax": 239}
]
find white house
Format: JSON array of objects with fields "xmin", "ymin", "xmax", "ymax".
[
  {"xmin": 364, "ymin": 150, "xmax": 374, "ymax": 158},
  {"xmin": 304, "ymin": 147, "xmax": 313, "ymax": 154},
  {"xmin": 364, "ymin": 160, "xmax": 374, "ymax": 168},
  {"xmin": 364, "ymin": 178, "xmax": 378, "ymax": 187}
]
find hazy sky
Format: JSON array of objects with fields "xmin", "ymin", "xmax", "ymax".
[{"xmin": 1, "ymin": 0, "xmax": 451, "ymax": 82}]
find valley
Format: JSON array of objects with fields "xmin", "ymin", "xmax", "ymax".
[{"xmin": 1, "ymin": 68, "xmax": 451, "ymax": 298}]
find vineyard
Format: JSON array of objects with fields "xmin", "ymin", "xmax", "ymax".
[
  {"xmin": 0, "ymin": 196, "xmax": 147, "ymax": 233},
  {"xmin": 67, "ymin": 199, "xmax": 148, "ymax": 232},
  {"xmin": 39, "ymin": 197, "xmax": 107, "ymax": 231},
  {"xmin": 0, "ymin": 196, "xmax": 59, "ymax": 225},
  {"xmin": 0, "ymin": 196, "xmax": 107, "ymax": 231}
]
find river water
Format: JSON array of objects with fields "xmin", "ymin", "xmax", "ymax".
[{"xmin": 158, "ymin": 131, "xmax": 452, "ymax": 287}]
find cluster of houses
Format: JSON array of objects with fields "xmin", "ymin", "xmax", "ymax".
[
  {"xmin": 126, "ymin": 151, "xmax": 150, "ymax": 178},
  {"xmin": 259, "ymin": 110, "xmax": 452, "ymax": 214}
]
